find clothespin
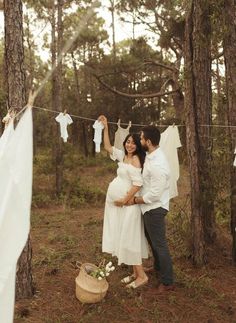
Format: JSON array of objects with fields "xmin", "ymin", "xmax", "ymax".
[
  {"xmin": 172, "ymin": 122, "xmax": 175, "ymax": 128},
  {"xmin": 63, "ymin": 109, "xmax": 67, "ymax": 115}
]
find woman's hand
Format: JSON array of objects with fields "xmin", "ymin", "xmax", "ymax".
[
  {"xmin": 98, "ymin": 115, "xmax": 108, "ymax": 128},
  {"xmin": 125, "ymin": 197, "xmax": 135, "ymax": 206},
  {"xmin": 114, "ymin": 198, "xmax": 126, "ymax": 207}
]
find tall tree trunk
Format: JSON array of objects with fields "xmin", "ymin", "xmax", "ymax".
[
  {"xmin": 223, "ymin": 0, "xmax": 236, "ymax": 265},
  {"xmin": 4, "ymin": 0, "xmax": 33, "ymax": 298},
  {"xmin": 71, "ymin": 51, "xmax": 88, "ymax": 154},
  {"xmin": 4, "ymin": 0, "xmax": 25, "ymax": 109},
  {"xmin": 184, "ymin": 0, "xmax": 214, "ymax": 265},
  {"xmin": 110, "ymin": 0, "xmax": 116, "ymax": 63},
  {"xmin": 55, "ymin": 0, "xmax": 64, "ymax": 196}
]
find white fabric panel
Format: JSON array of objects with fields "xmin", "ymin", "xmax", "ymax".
[
  {"xmin": 0, "ymin": 108, "xmax": 33, "ymax": 323},
  {"xmin": 160, "ymin": 126, "xmax": 182, "ymax": 199}
]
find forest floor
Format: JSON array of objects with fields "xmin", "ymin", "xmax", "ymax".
[{"xmin": 14, "ymin": 151, "xmax": 236, "ymax": 323}]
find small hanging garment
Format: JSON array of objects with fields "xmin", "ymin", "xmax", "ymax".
[
  {"xmin": 234, "ymin": 147, "xmax": 236, "ymax": 167},
  {"xmin": 93, "ymin": 120, "xmax": 104, "ymax": 153},
  {"xmin": 159, "ymin": 125, "xmax": 182, "ymax": 199},
  {"xmin": 114, "ymin": 119, "xmax": 131, "ymax": 150},
  {"xmin": 0, "ymin": 108, "xmax": 33, "ymax": 323},
  {"xmin": 55, "ymin": 112, "xmax": 73, "ymax": 142}
]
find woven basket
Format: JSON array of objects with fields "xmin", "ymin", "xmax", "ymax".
[{"xmin": 75, "ymin": 263, "xmax": 109, "ymax": 303}]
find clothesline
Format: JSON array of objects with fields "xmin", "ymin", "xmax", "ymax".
[{"xmin": 32, "ymin": 105, "xmax": 236, "ymax": 129}]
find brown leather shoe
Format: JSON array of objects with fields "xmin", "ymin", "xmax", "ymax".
[{"xmin": 156, "ymin": 283, "xmax": 175, "ymax": 293}]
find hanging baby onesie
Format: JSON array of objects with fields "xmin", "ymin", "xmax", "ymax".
[
  {"xmin": 0, "ymin": 108, "xmax": 33, "ymax": 323},
  {"xmin": 234, "ymin": 147, "xmax": 236, "ymax": 167},
  {"xmin": 55, "ymin": 112, "xmax": 73, "ymax": 142},
  {"xmin": 93, "ymin": 120, "xmax": 104, "ymax": 153},
  {"xmin": 160, "ymin": 125, "xmax": 182, "ymax": 199},
  {"xmin": 114, "ymin": 119, "xmax": 131, "ymax": 150}
]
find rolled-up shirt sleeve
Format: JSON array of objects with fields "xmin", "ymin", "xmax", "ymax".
[{"xmin": 142, "ymin": 164, "xmax": 167, "ymax": 204}]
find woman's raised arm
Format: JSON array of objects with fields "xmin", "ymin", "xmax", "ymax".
[{"xmin": 98, "ymin": 115, "xmax": 113, "ymax": 154}]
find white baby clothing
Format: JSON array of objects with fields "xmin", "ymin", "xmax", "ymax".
[
  {"xmin": 159, "ymin": 126, "xmax": 182, "ymax": 199},
  {"xmin": 114, "ymin": 119, "xmax": 131, "ymax": 150},
  {"xmin": 55, "ymin": 112, "xmax": 73, "ymax": 142},
  {"xmin": 93, "ymin": 120, "xmax": 104, "ymax": 153}
]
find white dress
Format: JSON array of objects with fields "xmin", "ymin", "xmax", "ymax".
[{"xmin": 102, "ymin": 147, "xmax": 149, "ymax": 265}]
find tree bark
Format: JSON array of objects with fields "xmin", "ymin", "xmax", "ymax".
[
  {"xmin": 110, "ymin": 0, "xmax": 116, "ymax": 63},
  {"xmin": 55, "ymin": 0, "xmax": 64, "ymax": 196},
  {"xmin": 223, "ymin": 0, "xmax": 236, "ymax": 265},
  {"xmin": 4, "ymin": 0, "xmax": 25, "ymax": 109},
  {"xmin": 184, "ymin": 0, "xmax": 214, "ymax": 265},
  {"xmin": 4, "ymin": 0, "xmax": 33, "ymax": 298}
]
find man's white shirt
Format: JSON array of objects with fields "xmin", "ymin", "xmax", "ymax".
[{"xmin": 141, "ymin": 147, "xmax": 170, "ymax": 214}]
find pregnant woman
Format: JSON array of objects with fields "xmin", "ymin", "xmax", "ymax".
[{"xmin": 98, "ymin": 115, "xmax": 149, "ymax": 289}]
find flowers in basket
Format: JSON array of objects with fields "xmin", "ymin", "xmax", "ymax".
[{"xmin": 88, "ymin": 261, "xmax": 115, "ymax": 280}]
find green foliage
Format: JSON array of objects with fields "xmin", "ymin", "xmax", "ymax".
[
  {"xmin": 62, "ymin": 177, "xmax": 106, "ymax": 207},
  {"xmin": 34, "ymin": 150, "xmax": 54, "ymax": 175},
  {"xmin": 32, "ymin": 192, "xmax": 52, "ymax": 208},
  {"xmin": 169, "ymin": 197, "xmax": 192, "ymax": 258}
]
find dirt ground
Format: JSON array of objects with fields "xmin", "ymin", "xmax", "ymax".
[{"xmin": 14, "ymin": 161, "xmax": 236, "ymax": 323}]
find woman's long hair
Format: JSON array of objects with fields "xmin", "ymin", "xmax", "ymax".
[{"xmin": 123, "ymin": 133, "xmax": 146, "ymax": 169}]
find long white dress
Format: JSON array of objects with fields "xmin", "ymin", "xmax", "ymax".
[{"xmin": 102, "ymin": 147, "xmax": 149, "ymax": 265}]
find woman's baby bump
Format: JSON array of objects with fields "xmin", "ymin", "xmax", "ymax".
[{"xmin": 106, "ymin": 177, "xmax": 131, "ymax": 202}]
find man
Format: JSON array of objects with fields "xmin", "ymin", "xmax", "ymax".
[{"xmin": 131, "ymin": 125, "xmax": 174, "ymax": 293}]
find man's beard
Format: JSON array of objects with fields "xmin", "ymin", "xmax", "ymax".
[{"xmin": 141, "ymin": 143, "xmax": 148, "ymax": 152}]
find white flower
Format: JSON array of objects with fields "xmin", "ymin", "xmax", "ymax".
[
  {"xmin": 98, "ymin": 276, "xmax": 102, "ymax": 280},
  {"xmin": 107, "ymin": 261, "xmax": 112, "ymax": 267},
  {"xmin": 100, "ymin": 271, "xmax": 105, "ymax": 277},
  {"xmin": 110, "ymin": 266, "xmax": 115, "ymax": 271},
  {"xmin": 106, "ymin": 272, "xmax": 110, "ymax": 276}
]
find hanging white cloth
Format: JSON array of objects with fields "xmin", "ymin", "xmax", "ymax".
[
  {"xmin": 93, "ymin": 120, "xmax": 104, "ymax": 153},
  {"xmin": 2, "ymin": 111, "xmax": 14, "ymax": 130},
  {"xmin": 234, "ymin": 147, "xmax": 236, "ymax": 167},
  {"xmin": 0, "ymin": 108, "xmax": 33, "ymax": 323},
  {"xmin": 114, "ymin": 119, "xmax": 131, "ymax": 150},
  {"xmin": 0, "ymin": 121, "xmax": 14, "ymax": 159},
  {"xmin": 55, "ymin": 112, "xmax": 73, "ymax": 142},
  {"xmin": 160, "ymin": 125, "xmax": 182, "ymax": 199}
]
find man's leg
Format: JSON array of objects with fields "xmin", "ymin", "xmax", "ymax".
[
  {"xmin": 143, "ymin": 207, "xmax": 173, "ymax": 285},
  {"xmin": 144, "ymin": 224, "xmax": 160, "ymax": 271}
]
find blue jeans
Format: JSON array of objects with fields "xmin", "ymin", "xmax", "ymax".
[{"xmin": 143, "ymin": 207, "xmax": 174, "ymax": 285}]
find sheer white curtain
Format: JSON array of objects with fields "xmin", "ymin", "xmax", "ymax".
[{"xmin": 0, "ymin": 108, "xmax": 33, "ymax": 323}]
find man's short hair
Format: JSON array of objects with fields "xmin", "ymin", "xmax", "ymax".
[{"xmin": 141, "ymin": 125, "xmax": 160, "ymax": 146}]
